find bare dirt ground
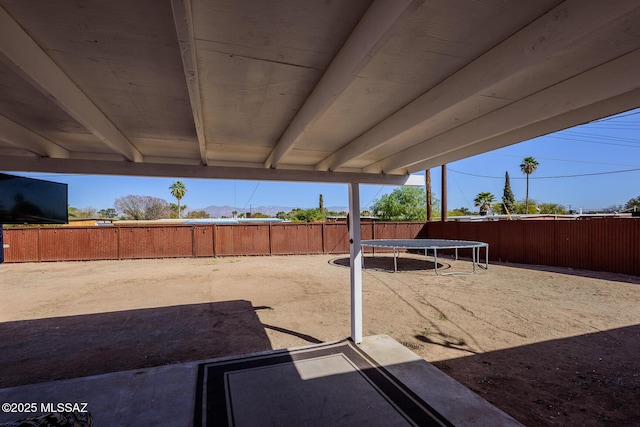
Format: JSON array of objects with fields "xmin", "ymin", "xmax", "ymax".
[{"xmin": 1, "ymin": 254, "xmax": 639, "ymax": 426}]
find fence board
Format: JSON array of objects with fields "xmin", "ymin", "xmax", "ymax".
[
  {"xmin": 271, "ymin": 223, "xmax": 323, "ymax": 255},
  {"xmin": 556, "ymin": 221, "xmax": 592, "ymax": 270},
  {"xmin": 589, "ymin": 219, "xmax": 636, "ymax": 275},
  {"xmin": 360, "ymin": 223, "xmax": 374, "ymax": 254},
  {"xmin": 373, "ymin": 222, "xmax": 418, "ymax": 240},
  {"xmin": 496, "ymin": 221, "xmax": 525, "ymax": 263},
  {"xmin": 522, "ymin": 221, "xmax": 556, "ymax": 266},
  {"xmin": 193, "ymin": 226, "xmax": 214, "ymax": 257},
  {"xmin": 117, "ymin": 226, "xmax": 192, "ymax": 259},
  {"xmin": 634, "ymin": 220, "xmax": 640, "ymax": 276},
  {"xmin": 438, "ymin": 221, "xmax": 459, "ymax": 240},
  {"xmin": 371, "ymin": 222, "xmax": 423, "ymax": 253},
  {"xmin": 455, "ymin": 222, "xmax": 481, "ymax": 242},
  {"xmin": 160, "ymin": 226, "xmax": 193, "ymax": 258},
  {"xmin": 118, "ymin": 227, "xmax": 152, "ymax": 259},
  {"xmin": 39, "ymin": 227, "xmax": 118, "ymax": 261},
  {"xmin": 420, "ymin": 222, "xmax": 442, "ymax": 238},
  {"xmin": 3, "ymin": 228, "xmax": 39, "ymax": 262},
  {"xmin": 215, "ymin": 224, "xmax": 270, "ymax": 256},
  {"xmin": 323, "ymin": 223, "xmax": 349, "ymax": 254},
  {"xmin": 475, "ymin": 221, "xmax": 500, "ymax": 261}
]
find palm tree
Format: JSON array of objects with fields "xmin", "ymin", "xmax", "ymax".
[
  {"xmin": 474, "ymin": 192, "xmax": 495, "ymax": 215},
  {"xmin": 520, "ymin": 157, "xmax": 539, "ymax": 214},
  {"xmin": 169, "ymin": 181, "xmax": 187, "ymax": 218}
]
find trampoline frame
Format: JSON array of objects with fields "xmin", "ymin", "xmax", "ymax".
[{"xmin": 360, "ymin": 239, "xmax": 489, "ymax": 275}]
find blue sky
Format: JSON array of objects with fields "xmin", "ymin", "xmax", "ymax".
[{"xmin": 4, "ymin": 108, "xmax": 640, "ymax": 214}]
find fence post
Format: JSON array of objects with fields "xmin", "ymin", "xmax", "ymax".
[
  {"xmin": 191, "ymin": 226, "xmax": 195, "ymax": 258},
  {"xmin": 636, "ymin": 219, "xmax": 640, "ymax": 276},
  {"xmin": 212, "ymin": 225, "xmax": 217, "ymax": 257},
  {"xmin": 322, "ymin": 223, "xmax": 326, "ymax": 254},
  {"xmin": 553, "ymin": 220, "xmax": 558, "ymax": 267}
]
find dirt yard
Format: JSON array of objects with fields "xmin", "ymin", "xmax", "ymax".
[{"xmin": 1, "ymin": 254, "xmax": 639, "ymax": 426}]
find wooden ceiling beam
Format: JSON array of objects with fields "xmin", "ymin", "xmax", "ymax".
[
  {"xmin": 264, "ymin": 0, "xmax": 423, "ymax": 169},
  {"xmin": 0, "ymin": 114, "xmax": 69, "ymax": 159},
  {"xmin": 372, "ymin": 49, "xmax": 640, "ymax": 173},
  {"xmin": 0, "ymin": 5, "xmax": 143, "ymax": 162},
  {"xmin": 171, "ymin": 0, "xmax": 208, "ymax": 166},
  {"xmin": 406, "ymin": 88, "xmax": 640, "ymax": 172},
  {"xmin": 316, "ymin": 0, "xmax": 640, "ymax": 172}
]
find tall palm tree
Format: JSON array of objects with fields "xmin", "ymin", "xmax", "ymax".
[
  {"xmin": 520, "ymin": 157, "xmax": 539, "ymax": 214},
  {"xmin": 474, "ymin": 192, "xmax": 495, "ymax": 215},
  {"xmin": 169, "ymin": 181, "xmax": 187, "ymax": 218}
]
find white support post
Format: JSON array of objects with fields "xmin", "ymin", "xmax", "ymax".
[{"xmin": 348, "ymin": 183, "xmax": 363, "ymax": 344}]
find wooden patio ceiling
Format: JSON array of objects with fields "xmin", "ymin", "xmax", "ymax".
[{"xmin": 0, "ymin": 0, "xmax": 639, "ymax": 184}]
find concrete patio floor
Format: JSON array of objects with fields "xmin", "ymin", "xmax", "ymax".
[{"xmin": 0, "ymin": 335, "xmax": 520, "ymax": 426}]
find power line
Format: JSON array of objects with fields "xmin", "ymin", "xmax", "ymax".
[
  {"xmin": 488, "ymin": 152, "xmax": 640, "ymax": 168},
  {"xmin": 448, "ymin": 167, "xmax": 640, "ymax": 180},
  {"xmin": 450, "ymin": 173, "xmax": 474, "ymax": 209},
  {"xmin": 364, "ymin": 186, "xmax": 385, "ymax": 209},
  {"xmin": 242, "ymin": 182, "xmax": 261, "ymax": 210},
  {"xmin": 547, "ymin": 135, "xmax": 640, "ymax": 149},
  {"xmin": 563, "ymin": 131, "xmax": 640, "ymax": 144},
  {"xmin": 591, "ymin": 109, "xmax": 640, "ymax": 123}
]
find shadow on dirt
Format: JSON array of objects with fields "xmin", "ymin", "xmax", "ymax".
[
  {"xmin": 433, "ymin": 324, "xmax": 640, "ymax": 426},
  {"xmin": 0, "ymin": 300, "xmax": 321, "ymax": 388},
  {"xmin": 329, "ymin": 255, "xmax": 444, "ymax": 272}
]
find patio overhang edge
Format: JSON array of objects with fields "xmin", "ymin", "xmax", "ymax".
[{"xmin": 0, "ymin": 155, "xmax": 411, "ymax": 186}]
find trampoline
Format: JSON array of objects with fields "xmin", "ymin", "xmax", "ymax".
[{"xmin": 360, "ymin": 239, "xmax": 489, "ymax": 275}]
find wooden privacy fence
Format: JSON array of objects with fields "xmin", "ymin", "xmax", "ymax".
[
  {"xmin": 418, "ymin": 218, "xmax": 640, "ymax": 276},
  {"xmin": 3, "ymin": 219, "xmax": 639, "ymax": 276},
  {"xmin": 1, "ymin": 222, "xmax": 423, "ymax": 263}
]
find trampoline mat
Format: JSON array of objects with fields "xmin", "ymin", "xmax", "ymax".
[{"xmin": 361, "ymin": 239, "xmax": 486, "ymax": 250}]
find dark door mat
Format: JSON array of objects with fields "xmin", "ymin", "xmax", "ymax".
[{"xmin": 194, "ymin": 340, "xmax": 454, "ymax": 426}]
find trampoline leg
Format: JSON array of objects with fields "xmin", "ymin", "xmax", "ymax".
[
  {"xmin": 393, "ymin": 247, "xmax": 398, "ymax": 272},
  {"xmin": 485, "ymin": 245, "xmax": 489, "ymax": 269},
  {"xmin": 472, "ymin": 246, "xmax": 477, "ymax": 273},
  {"xmin": 434, "ymin": 249, "xmax": 439, "ymax": 275}
]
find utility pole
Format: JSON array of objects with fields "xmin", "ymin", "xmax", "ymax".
[
  {"xmin": 441, "ymin": 164, "xmax": 448, "ymax": 222},
  {"xmin": 426, "ymin": 169, "xmax": 432, "ymax": 222}
]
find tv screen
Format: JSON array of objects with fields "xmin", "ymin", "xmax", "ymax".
[{"xmin": 0, "ymin": 173, "xmax": 68, "ymax": 224}]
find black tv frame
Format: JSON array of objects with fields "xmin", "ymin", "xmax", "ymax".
[{"xmin": 0, "ymin": 172, "xmax": 69, "ymax": 225}]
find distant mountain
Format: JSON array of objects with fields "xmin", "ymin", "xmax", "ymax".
[
  {"xmin": 193, "ymin": 205, "xmax": 349, "ymax": 218},
  {"xmin": 197, "ymin": 205, "xmax": 291, "ymax": 218},
  {"xmin": 326, "ymin": 206, "xmax": 350, "ymax": 214}
]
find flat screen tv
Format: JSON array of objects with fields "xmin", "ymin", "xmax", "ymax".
[{"xmin": 0, "ymin": 173, "xmax": 68, "ymax": 224}]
